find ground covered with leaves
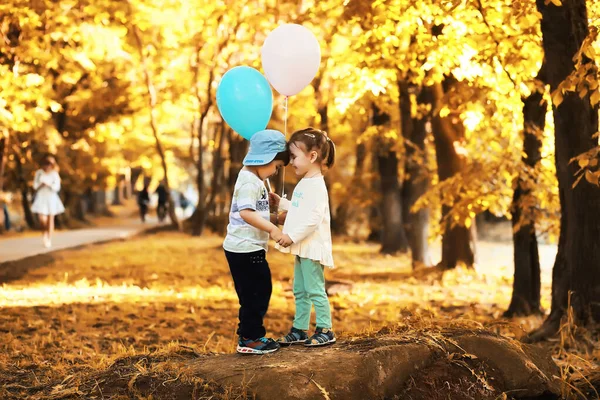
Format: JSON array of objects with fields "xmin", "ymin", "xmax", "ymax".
[{"xmin": 0, "ymin": 232, "xmax": 598, "ymax": 399}]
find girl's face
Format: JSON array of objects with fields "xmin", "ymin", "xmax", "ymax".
[
  {"xmin": 43, "ymin": 160, "xmax": 54, "ymax": 172},
  {"xmin": 289, "ymin": 142, "xmax": 317, "ymax": 177}
]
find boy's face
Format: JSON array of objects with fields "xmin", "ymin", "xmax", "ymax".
[{"xmin": 257, "ymin": 160, "xmax": 285, "ymax": 180}]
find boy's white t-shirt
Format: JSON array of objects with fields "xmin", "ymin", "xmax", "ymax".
[
  {"xmin": 223, "ymin": 170, "xmax": 270, "ymax": 253},
  {"xmin": 275, "ymin": 176, "xmax": 334, "ymax": 267}
]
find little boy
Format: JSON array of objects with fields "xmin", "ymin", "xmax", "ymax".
[{"xmin": 223, "ymin": 129, "xmax": 289, "ymax": 354}]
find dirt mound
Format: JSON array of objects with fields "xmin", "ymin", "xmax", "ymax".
[{"xmin": 22, "ymin": 329, "xmax": 562, "ymax": 400}]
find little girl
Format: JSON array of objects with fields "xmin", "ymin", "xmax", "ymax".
[
  {"xmin": 270, "ymin": 127, "xmax": 336, "ymax": 347},
  {"xmin": 31, "ymin": 155, "xmax": 65, "ymax": 248}
]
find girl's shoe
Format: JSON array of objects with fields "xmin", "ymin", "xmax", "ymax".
[
  {"xmin": 236, "ymin": 337, "xmax": 280, "ymax": 355},
  {"xmin": 304, "ymin": 327, "xmax": 336, "ymax": 347},
  {"xmin": 277, "ymin": 327, "xmax": 308, "ymax": 346}
]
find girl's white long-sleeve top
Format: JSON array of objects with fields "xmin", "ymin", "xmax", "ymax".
[
  {"xmin": 33, "ymin": 170, "xmax": 61, "ymax": 192},
  {"xmin": 275, "ymin": 176, "xmax": 334, "ymax": 268}
]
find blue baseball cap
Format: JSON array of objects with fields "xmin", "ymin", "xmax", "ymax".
[{"xmin": 243, "ymin": 129, "xmax": 288, "ymax": 166}]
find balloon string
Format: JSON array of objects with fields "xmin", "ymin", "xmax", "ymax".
[
  {"xmin": 282, "ymin": 96, "xmax": 288, "ymax": 199},
  {"xmin": 284, "ymin": 96, "xmax": 288, "ymax": 137}
]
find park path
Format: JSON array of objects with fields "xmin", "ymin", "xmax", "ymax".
[
  {"xmin": 0, "ymin": 198, "xmax": 163, "ymax": 264},
  {"xmin": 0, "ymin": 217, "xmax": 158, "ymax": 264}
]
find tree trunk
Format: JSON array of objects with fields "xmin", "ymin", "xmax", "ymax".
[
  {"xmin": 190, "ymin": 112, "xmax": 216, "ymax": 237},
  {"xmin": 208, "ymin": 123, "xmax": 227, "ymax": 211},
  {"xmin": 378, "ymin": 150, "xmax": 409, "ymax": 254},
  {"xmin": 399, "ymin": 81, "xmax": 432, "ymax": 268},
  {"xmin": 0, "ymin": 134, "xmax": 7, "ymax": 193},
  {"xmin": 97, "ymin": 191, "xmax": 108, "ymax": 215},
  {"xmin": 85, "ymin": 188, "xmax": 95, "ymax": 214},
  {"xmin": 212, "ymin": 128, "xmax": 232, "ymax": 235},
  {"xmin": 64, "ymin": 190, "xmax": 87, "ymax": 222},
  {"xmin": 334, "ymin": 141, "xmax": 366, "ymax": 236},
  {"xmin": 205, "ymin": 122, "xmax": 228, "ymax": 234},
  {"xmin": 372, "ymin": 104, "xmax": 409, "ymax": 254},
  {"xmin": 112, "ymin": 177, "xmax": 122, "ymax": 205},
  {"xmin": 505, "ymin": 73, "xmax": 546, "ymax": 318},
  {"xmin": 367, "ymin": 140, "xmax": 382, "ymax": 242},
  {"xmin": 123, "ymin": 169, "xmax": 131, "ymax": 200},
  {"xmin": 527, "ymin": 0, "xmax": 600, "ymax": 340},
  {"xmin": 130, "ymin": 167, "xmax": 143, "ymax": 193},
  {"xmin": 367, "ymin": 210, "xmax": 381, "ymax": 243},
  {"xmin": 131, "ymin": 22, "xmax": 181, "ymax": 231},
  {"xmin": 317, "ymin": 102, "xmax": 343, "ymax": 236},
  {"xmin": 87, "ymin": 189, "xmax": 107, "ymax": 215},
  {"xmin": 430, "ymin": 80, "xmax": 475, "ymax": 269},
  {"xmin": 190, "ymin": 47, "xmax": 217, "ymax": 236},
  {"xmin": 228, "ymin": 131, "xmax": 249, "ymax": 194},
  {"xmin": 151, "ymin": 126, "xmax": 179, "ymax": 229},
  {"xmin": 312, "ymin": 66, "xmax": 345, "ymax": 237},
  {"xmin": 331, "ymin": 200, "xmax": 349, "ymax": 236},
  {"xmin": 20, "ymin": 187, "xmax": 35, "ymax": 228},
  {"xmin": 14, "ymin": 153, "xmax": 36, "ymax": 229},
  {"xmin": 191, "ymin": 122, "xmax": 207, "ymax": 236},
  {"xmin": 0, "ymin": 135, "xmax": 5, "ymax": 234},
  {"xmin": 206, "ymin": 130, "xmax": 248, "ymax": 233},
  {"xmin": 72, "ymin": 194, "xmax": 87, "ymax": 222}
]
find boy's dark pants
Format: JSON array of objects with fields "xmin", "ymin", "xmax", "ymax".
[{"xmin": 224, "ymin": 249, "xmax": 272, "ymax": 339}]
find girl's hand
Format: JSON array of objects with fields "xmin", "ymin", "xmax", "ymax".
[
  {"xmin": 278, "ymin": 234, "xmax": 293, "ymax": 248},
  {"xmin": 268, "ymin": 192, "xmax": 280, "ymax": 208}
]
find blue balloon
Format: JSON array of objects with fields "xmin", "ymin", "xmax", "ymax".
[{"xmin": 216, "ymin": 66, "xmax": 273, "ymax": 140}]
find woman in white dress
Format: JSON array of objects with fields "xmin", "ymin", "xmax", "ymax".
[{"xmin": 31, "ymin": 155, "xmax": 65, "ymax": 248}]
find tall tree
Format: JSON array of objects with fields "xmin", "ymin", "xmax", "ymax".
[
  {"xmin": 12, "ymin": 139, "xmax": 36, "ymax": 228},
  {"xmin": 528, "ymin": 0, "xmax": 600, "ymax": 340},
  {"xmin": 505, "ymin": 69, "xmax": 546, "ymax": 317},
  {"xmin": 188, "ymin": 6, "xmax": 231, "ymax": 236},
  {"xmin": 400, "ymin": 81, "xmax": 432, "ymax": 268},
  {"xmin": 372, "ymin": 104, "xmax": 409, "ymax": 254},
  {"xmin": 430, "ymin": 78, "xmax": 475, "ymax": 269},
  {"xmin": 129, "ymin": 20, "xmax": 181, "ymax": 230},
  {"xmin": 342, "ymin": 0, "xmax": 547, "ymax": 261},
  {"xmin": 0, "ymin": 132, "xmax": 7, "ymax": 193}
]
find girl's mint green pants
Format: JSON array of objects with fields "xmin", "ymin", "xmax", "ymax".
[{"xmin": 292, "ymin": 256, "xmax": 332, "ymax": 329}]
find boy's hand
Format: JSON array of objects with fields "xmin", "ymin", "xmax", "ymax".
[
  {"xmin": 278, "ymin": 234, "xmax": 293, "ymax": 248},
  {"xmin": 270, "ymin": 226, "xmax": 283, "ymax": 242},
  {"xmin": 268, "ymin": 192, "xmax": 280, "ymax": 208}
]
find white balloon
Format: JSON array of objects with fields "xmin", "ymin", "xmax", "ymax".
[{"xmin": 261, "ymin": 24, "xmax": 321, "ymax": 97}]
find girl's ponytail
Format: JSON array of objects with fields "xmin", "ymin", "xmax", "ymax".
[{"xmin": 325, "ymin": 136, "xmax": 336, "ymax": 168}]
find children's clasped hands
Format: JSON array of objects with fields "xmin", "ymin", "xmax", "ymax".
[
  {"xmin": 278, "ymin": 233, "xmax": 293, "ymax": 248},
  {"xmin": 269, "ymin": 226, "xmax": 291, "ymax": 246},
  {"xmin": 268, "ymin": 192, "xmax": 293, "ymax": 248}
]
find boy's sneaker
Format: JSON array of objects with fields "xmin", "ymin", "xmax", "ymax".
[
  {"xmin": 277, "ymin": 327, "xmax": 308, "ymax": 346},
  {"xmin": 304, "ymin": 327, "xmax": 336, "ymax": 347},
  {"xmin": 236, "ymin": 337, "xmax": 280, "ymax": 354}
]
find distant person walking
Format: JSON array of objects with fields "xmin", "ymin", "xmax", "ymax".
[
  {"xmin": 2, "ymin": 196, "xmax": 10, "ymax": 231},
  {"xmin": 31, "ymin": 155, "xmax": 65, "ymax": 248},
  {"xmin": 137, "ymin": 184, "xmax": 150, "ymax": 223},
  {"xmin": 155, "ymin": 182, "xmax": 168, "ymax": 222}
]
